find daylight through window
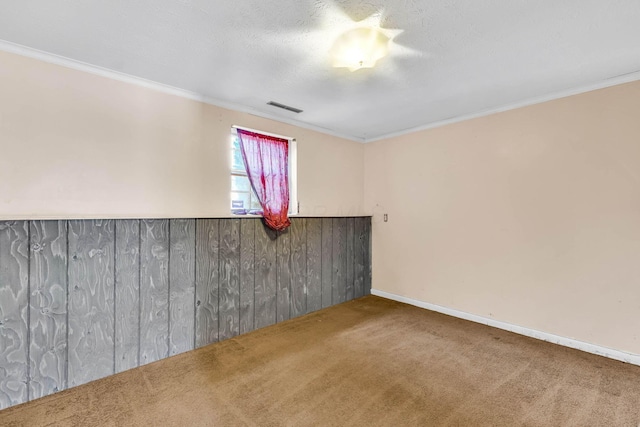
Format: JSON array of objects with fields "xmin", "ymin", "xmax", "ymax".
[{"xmin": 230, "ymin": 127, "xmax": 297, "ymax": 216}]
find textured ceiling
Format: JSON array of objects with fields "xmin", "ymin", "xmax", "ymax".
[{"xmin": 1, "ymin": 0, "xmax": 640, "ymax": 142}]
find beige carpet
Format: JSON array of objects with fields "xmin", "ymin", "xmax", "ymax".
[{"xmin": 2, "ymin": 296, "xmax": 640, "ymax": 426}]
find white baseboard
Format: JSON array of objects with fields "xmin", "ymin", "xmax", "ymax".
[{"xmin": 371, "ymin": 289, "xmax": 640, "ymax": 366}]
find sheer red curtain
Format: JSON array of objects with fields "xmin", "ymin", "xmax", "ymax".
[{"xmin": 237, "ymin": 129, "xmax": 291, "ymax": 231}]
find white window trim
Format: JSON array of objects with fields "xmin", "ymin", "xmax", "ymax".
[{"xmin": 231, "ymin": 126, "xmax": 298, "ymax": 216}]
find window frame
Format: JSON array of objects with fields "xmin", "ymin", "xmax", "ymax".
[{"xmin": 230, "ymin": 126, "xmax": 298, "ymax": 216}]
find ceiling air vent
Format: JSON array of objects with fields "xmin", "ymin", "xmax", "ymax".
[{"xmin": 267, "ymin": 101, "xmax": 303, "ymax": 114}]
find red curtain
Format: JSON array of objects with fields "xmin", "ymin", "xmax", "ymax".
[{"xmin": 237, "ymin": 129, "xmax": 291, "ymax": 231}]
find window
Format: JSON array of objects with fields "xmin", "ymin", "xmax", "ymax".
[
  {"xmin": 230, "ymin": 126, "xmax": 297, "ymax": 215},
  {"xmin": 231, "ymin": 132, "xmax": 261, "ymax": 213}
]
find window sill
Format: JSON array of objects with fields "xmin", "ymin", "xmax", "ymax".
[
  {"xmin": 230, "ymin": 211, "xmax": 299, "ymax": 218},
  {"xmin": 231, "ymin": 209, "xmax": 263, "ymax": 216}
]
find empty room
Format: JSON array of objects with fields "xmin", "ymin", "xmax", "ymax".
[{"xmin": 1, "ymin": 1, "xmax": 640, "ymax": 426}]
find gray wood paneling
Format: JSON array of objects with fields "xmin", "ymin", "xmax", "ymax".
[
  {"xmin": 239, "ymin": 220, "xmax": 255, "ymax": 335},
  {"xmin": 0, "ymin": 221, "xmax": 29, "ymax": 409},
  {"xmin": 254, "ymin": 222, "xmax": 277, "ymax": 329},
  {"xmin": 354, "ymin": 218, "xmax": 365, "ymax": 299},
  {"xmin": 321, "ymin": 218, "xmax": 333, "ymax": 309},
  {"xmin": 139, "ymin": 219, "xmax": 169, "ymax": 365},
  {"xmin": 290, "ymin": 218, "xmax": 307, "ymax": 317},
  {"xmin": 29, "ymin": 220, "xmax": 67, "ymax": 400},
  {"xmin": 276, "ymin": 228, "xmax": 291, "ymax": 322},
  {"xmin": 114, "ymin": 219, "xmax": 140, "ymax": 373},
  {"xmin": 219, "ymin": 219, "xmax": 240, "ymax": 341},
  {"xmin": 67, "ymin": 220, "xmax": 115, "ymax": 388},
  {"xmin": 0, "ymin": 216, "xmax": 371, "ymax": 410},
  {"xmin": 363, "ymin": 219, "xmax": 372, "ymax": 295},
  {"xmin": 169, "ymin": 219, "xmax": 195, "ymax": 356},
  {"xmin": 306, "ymin": 219, "xmax": 322, "ymax": 313},
  {"xmin": 346, "ymin": 218, "xmax": 355, "ymax": 301},
  {"xmin": 332, "ymin": 218, "xmax": 347, "ymax": 304},
  {"xmin": 195, "ymin": 219, "xmax": 219, "ymax": 348}
]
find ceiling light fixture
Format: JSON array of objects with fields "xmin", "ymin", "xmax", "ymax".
[{"xmin": 330, "ymin": 27, "xmax": 390, "ymax": 72}]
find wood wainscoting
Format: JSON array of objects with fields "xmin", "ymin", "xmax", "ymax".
[{"xmin": 0, "ymin": 217, "xmax": 371, "ymax": 410}]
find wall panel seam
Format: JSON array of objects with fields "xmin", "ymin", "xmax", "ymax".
[
  {"xmin": 137, "ymin": 220, "xmax": 141, "ymax": 367},
  {"xmin": 64, "ymin": 220, "xmax": 69, "ymax": 391},
  {"xmin": 112, "ymin": 222, "xmax": 117, "ymax": 375},
  {"xmin": 26, "ymin": 221, "xmax": 31, "ymax": 402}
]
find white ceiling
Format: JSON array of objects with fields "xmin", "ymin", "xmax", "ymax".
[{"xmin": 1, "ymin": 0, "xmax": 640, "ymax": 142}]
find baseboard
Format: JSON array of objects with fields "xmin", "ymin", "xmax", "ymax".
[{"xmin": 371, "ymin": 289, "xmax": 640, "ymax": 367}]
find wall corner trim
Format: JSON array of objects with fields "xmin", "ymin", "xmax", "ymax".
[{"xmin": 371, "ymin": 288, "xmax": 640, "ymax": 367}]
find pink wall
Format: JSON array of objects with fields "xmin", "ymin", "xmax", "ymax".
[
  {"xmin": 0, "ymin": 50, "xmax": 364, "ymax": 219},
  {"xmin": 365, "ymin": 81, "xmax": 640, "ymax": 355}
]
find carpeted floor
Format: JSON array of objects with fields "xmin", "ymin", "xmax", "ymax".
[{"xmin": 2, "ymin": 296, "xmax": 640, "ymax": 426}]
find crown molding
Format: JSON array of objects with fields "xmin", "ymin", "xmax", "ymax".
[
  {"xmin": 0, "ymin": 39, "xmax": 365, "ymax": 143},
  {"xmin": 3, "ymin": 39, "xmax": 639, "ymax": 145},
  {"xmin": 365, "ymin": 70, "xmax": 640, "ymax": 143}
]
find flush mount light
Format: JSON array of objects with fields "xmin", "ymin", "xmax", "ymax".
[{"xmin": 330, "ymin": 27, "xmax": 391, "ymax": 72}]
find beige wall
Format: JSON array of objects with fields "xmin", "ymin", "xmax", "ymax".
[
  {"xmin": 0, "ymin": 50, "xmax": 364, "ymax": 219},
  {"xmin": 4, "ymin": 46, "xmax": 640, "ymax": 356},
  {"xmin": 365, "ymin": 80, "xmax": 640, "ymax": 355}
]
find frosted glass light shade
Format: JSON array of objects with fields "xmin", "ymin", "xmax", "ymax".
[{"xmin": 330, "ymin": 27, "xmax": 390, "ymax": 71}]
